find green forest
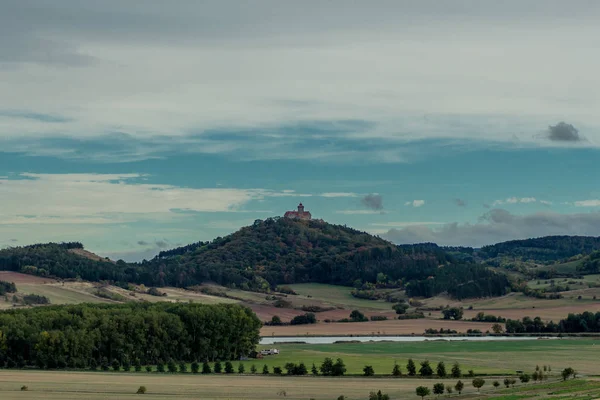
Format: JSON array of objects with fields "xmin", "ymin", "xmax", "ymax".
[{"xmin": 0, "ymin": 303, "xmax": 261, "ymax": 369}]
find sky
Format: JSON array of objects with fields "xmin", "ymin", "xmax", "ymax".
[{"xmin": 1, "ymin": 0, "xmax": 600, "ymax": 261}]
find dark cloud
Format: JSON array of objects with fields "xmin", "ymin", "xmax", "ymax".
[
  {"xmin": 9, "ymin": 239, "xmax": 18, "ymax": 242},
  {"xmin": 361, "ymin": 194, "xmax": 383, "ymax": 210},
  {"xmin": 547, "ymin": 122, "xmax": 581, "ymax": 142},
  {"xmin": 454, "ymin": 198, "xmax": 467, "ymax": 207},
  {"xmin": 137, "ymin": 240, "xmax": 149, "ymax": 246},
  {"xmin": 155, "ymin": 239, "xmax": 170, "ymax": 249},
  {"xmin": 382, "ymin": 209, "xmax": 600, "ymax": 248}
]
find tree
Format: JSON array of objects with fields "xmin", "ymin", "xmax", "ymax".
[
  {"xmin": 296, "ymin": 362, "xmax": 308, "ymax": 376},
  {"xmin": 472, "ymin": 378, "xmax": 485, "ymax": 392},
  {"xmin": 202, "ymin": 361, "xmax": 212, "ymax": 374},
  {"xmin": 178, "ymin": 362, "xmax": 187, "ymax": 373},
  {"xmin": 262, "ymin": 364, "xmax": 269, "ymax": 375},
  {"xmin": 134, "ymin": 358, "xmax": 142, "ymax": 372},
  {"xmin": 407, "ymin": 358, "xmax": 416, "ymax": 376},
  {"xmin": 503, "ymin": 378, "xmax": 511, "ymax": 388},
  {"xmin": 492, "ymin": 323, "xmax": 503, "ymax": 334},
  {"xmin": 285, "ymin": 362, "xmax": 297, "ymax": 375},
  {"xmin": 369, "ymin": 390, "xmax": 390, "ymax": 400},
  {"xmin": 393, "ymin": 303, "xmax": 409, "ymax": 315},
  {"xmin": 416, "ymin": 386, "xmax": 431, "ymax": 400},
  {"xmin": 167, "ymin": 359, "xmax": 177, "ymax": 373},
  {"xmin": 214, "ymin": 361, "xmax": 222, "ymax": 373},
  {"xmin": 363, "ymin": 365, "xmax": 375, "ymax": 376},
  {"xmin": 320, "ymin": 358, "xmax": 334, "ymax": 376},
  {"xmin": 436, "ymin": 361, "xmax": 446, "ymax": 378},
  {"xmin": 238, "ymin": 363, "xmax": 245, "ymax": 374},
  {"xmin": 270, "ymin": 315, "xmax": 282, "ymax": 325},
  {"xmin": 509, "ymin": 378, "xmax": 517, "ymax": 388},
  {"xmin": 332, "ymin": 358, "xmax": 347, "ymax": 376},
  {"xmin": 273, "ymin": 366, "xmax": 283, "ymax": 375},
  {"xmin": 451, "ymin": 362, "xmax": 461, "ymax": 378},
  {"xmin": 442, "ymin": 307, "xmax": 463, "ymax": 320},
  {"xmin": 191, "ymin": 361, "xmax": 200, "ymax": 374},
  {"xmin": 493, "ymin": 381, "xmax": 500, "ymax": 389},
  {"xmin": 467, "ymin": 369, "xmax": 475, "ymax": 377},
  {"xmin": 156, "ymin": 360, "xmax": 165, "ymax": 373},
  {"xmin": 224, "ymin": 361, "xmax": 234, "ymax": 374},
  {"xmin": 433, "ymin": 383, "xmax": 445, "ymax": 396},
  {"xmin": 145, "ymin": 366, "xmax": 152, "ymax": 372},
  {"xmin": 311, "ymin": 363, "xmax": 319, "ymax": 376},
  {"xmin": 112, "ymin": 359, "xmax": 120, "ymax": 372},
  {"xmin": 350, "ymin": 310, "xmax": 367, "ymax": 322},
  {"xmin": 519, "ymin": 374, "xmax": 530, "ymax": 384},
  {"xmin": 419, "ymin": 361, "xmax": 433, "ymax": 377},
  {"xmin": 455, "ymin": 380, "xmax": 464, "ymax": 394},
  {"xmin": 562, "ymin": 367, "xmax": 574, "ymax": 381},
  {"xmin": 392, "ymin": 362, "xmax": 401, "ymax": 376},
  {"xmin": 250, "ymin": 364, "xmax": 257, "ymax": 374},
  {"xmin": 122, "ymin": 356, "xmax": 131, "ymax": 372},
  {"xmin": 446, "ymin": 386, "xmax": 453, "ymax": 394}
]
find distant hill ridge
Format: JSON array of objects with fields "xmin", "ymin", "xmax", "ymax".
[{"xmin": 15, "ymin": 218, "xmax": 599, "ymax": 299}]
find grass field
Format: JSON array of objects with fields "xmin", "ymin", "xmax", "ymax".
[
  {"xmin": 287, "ymin": 283, "xmax": 392, "ymax": 311},
  {"xmin": 249, "ymin": 338, "xmax": 598, "ymax": 376}
]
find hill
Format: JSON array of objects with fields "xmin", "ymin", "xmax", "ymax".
[
  {"xmin": 479, "ymin": 235, "xmax": 600, "ymax": 263},
  {"xmin": 0, "ymin": 218, "xmax": 509, "ymax": 299}
]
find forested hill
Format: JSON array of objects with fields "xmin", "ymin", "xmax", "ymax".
[
  {"xmin": 0, "ymin": 218, "xmax": 509, "ymax": 298},
  {"xmin": 479, "ymin": 236, "xmax": 600, "ymax": 262}
]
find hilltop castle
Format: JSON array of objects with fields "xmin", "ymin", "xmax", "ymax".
[{"xmin": 284, "ymin": 203, "xmax": 312, "ymax": 220}]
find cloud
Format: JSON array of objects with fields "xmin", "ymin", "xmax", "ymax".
[
  {"xmin": 454, "ymin": 198, "xmax": 467, "ymax": 207},
  {"xmin": 321, "ymin": 192, "xmax": 357, "ymax": 198},
  {"xmin": 547, "ymin": 122, "xmax": 581, "ymax": 142},
  {"xmin": 405, "ymin": 200, "xmax": 425, "ymax": 207},
  {"xmin": 493, "ymin": 197, "xmax": 538, "ymax": 206},
  {"xmin": 155, "ymin": 239, "xmax": 169, "ymax": 249},
  {"xmin": 361, "ymin": 194, "xmax": 383, "ymax": 210},
  {"xmin": 383, "ymin": 209, "xmax": 600, "ymax": 247},
  {"xmin": 0, "ymin": 173, "xmax": 303, "ymax": 226},
  {"xmin": 137, "ymin": 240, "xmax": 149, "ymax": 246},
  {"xmin": 1, "ymin": 1, "xmax": 600, "ymax": 161},
  {"xmin": 574, "ymin": 200, "xmax": 600, "ymax": 207},
  {"xmin": 336, "ymin": 209, "xmax": 386, "ymax": 215}
]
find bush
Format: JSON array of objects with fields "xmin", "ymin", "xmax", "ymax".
[
  {"xmin": 112, "ymin": 359, "xmax": 120, "ymax": 372},
  {"xmin": 392, "ymin": 362, "xmax": 401, "ymax": 376},
  {"xmin": 350, "ymin": 310, "xmax": 368, "ymax": 322},
  {"xmin": 416, "ymin": 386, "xmax": 430, "ymax": 399},
  {"xmin": 156, "ymin": 361, "xmax": 165, "ymax": 373},
  {"xmin": 419, "ymin": 361, "xmax": 433, "ymax": 377},
  {"xmin": 262, "ymin": 364, "xmax": 269, "ymax": 374},
  {"xmin": 21, "ymin": 385, "xmax": 28, "ymax": 391},
  {"xmin": 370, "ymin": 315, "xmax": 388, "ymax": 321},
  {"xmin": 250, "ymin": 364, "xmax": 257, "ymax": 374},
  {"xmin": 238, "ymin": 363, "xmax": 245, "ymax": 374},
  {"xmin": 369, "ymin": 390, "xmax": 390, "ymax": 400},
  {"xmin": 290, "ymin": 313, "xmax": 317, "ymax": 325},
  {"xmin": 167, "ymin": 359, "xmax": 177, "ymax": 373},
  {"xmin": 273, "ymin": 366, "xmax": 283, "ymax": 375},
  {"xmin": 145, "ymin": 366, "xmax": 152, "ymax": 373},
  {"xmin": 179, "ymin": 362, "xmax": 187, "ymax": 373},
  {"xmin": 136, "ymin": 386, "xmax": 147, "ymax": 394},
  {"xmin": 433, "ymin": 383, "xmax": 445, "ymax": 396}
]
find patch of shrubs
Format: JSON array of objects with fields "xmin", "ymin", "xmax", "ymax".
[
  {"xmin": 397, "ymin": 312, "xmax": 425, "ymax": 320},
  {"xmin": 370, "ymin": 315, "xmax": 388, "ymax": 321},
  {"xmin": 290, "ymin": 313, "xmax": 317, "ymax": 325}
]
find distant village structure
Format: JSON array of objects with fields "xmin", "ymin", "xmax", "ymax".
[{"xmin": 284, "ymin": 203, "xmax": 312, "ymax": 220}]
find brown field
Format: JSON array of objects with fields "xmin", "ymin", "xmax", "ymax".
[
  {"xmin": 260, "ymin": 319, "xmax": 494, "ymax": 336},
  {"xmin": 0, "ymin": 370, "xmax": 526, "ymax": 400},
  {"xmin": 0, "ymin": 271, "xmax": 55, "ymax": 284}
]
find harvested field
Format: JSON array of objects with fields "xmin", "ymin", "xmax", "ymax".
[
  {"xmin": 260, "ymin": 319, "xmax": 494, "ymax": 336},
  {"xmin": 0, "ymin": 370, "xmax": 561, "ymax": 400},
  {"xmin": 0, "ymin": 271, "xmax": 55, "ymax": 284}
]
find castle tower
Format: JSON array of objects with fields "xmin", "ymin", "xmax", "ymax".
[{"xmin": 298, "ymin": 203, "xmax": 304, "ymax": 213}]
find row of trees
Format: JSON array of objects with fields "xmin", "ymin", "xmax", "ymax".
[
  {"xmin": 0, "ymin": 303, "xmax": 261, "ymax": 369},
  {"xmin": 505, "ymin": 312, "xmax": 600, "ymax": 333}
]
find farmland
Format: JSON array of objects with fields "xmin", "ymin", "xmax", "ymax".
[
  {"xmin": 0, "ymin": 369, "xmax": 597, "ymax": 399},
  {"xmin": 250, "ymin": 338, "xmax": 598, "ymax": 376}
]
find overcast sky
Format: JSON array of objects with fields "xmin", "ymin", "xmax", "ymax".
[{"xmin": 1, "ymin": 1, "xmax": 600, "ymax": 260}]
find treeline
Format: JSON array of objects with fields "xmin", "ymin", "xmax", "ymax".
[
  {"xmin": 156, "ymin": 241, "xmax": 209, "ymax": 259},
  {"xmin": 505, "ymin": 311, "xmax": 600, "ymax": 333},
  {"xmin": 480, "ymin": 236, "xmax": 600, "ymax": 262},
  {"xmin": 0, "ymin": 280, "xmax": 17, "ymax": 295},
  {"xmin": 0, "ymin": 303, "xmax": 261, "ymax": 369},
  {"xmin": 405, "ymin": 264, "xmax": 510, "ymax": 299}
]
